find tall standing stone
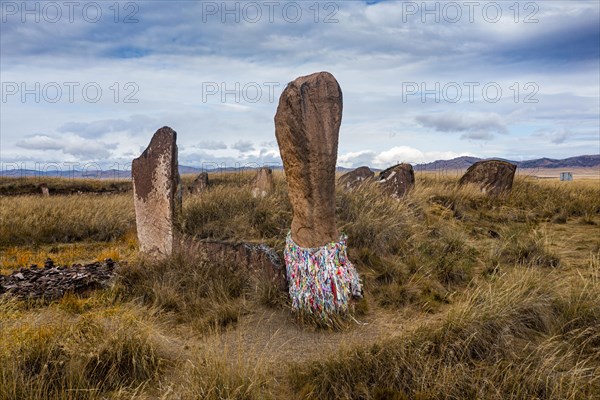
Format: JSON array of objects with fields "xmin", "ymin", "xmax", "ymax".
[
  {"xmin": 132, "ymin": 126, "xmax": 180, "ymax": 257},
  {"xmin": 274, "ymin": 71, "xmax": 342, "ymax": 248},
  {"xmin": 459, "ymin": 160, "xmax": 516, "ymax": 196},
  {"xmin": 377, "ymin": 163, "xmax": 415, "ymax": 198},
  {"xmin": 251, "ymin": 167, "xmax": 274, "ymax": 198},
  {"xmin": 275, "ymin": 72, "xmax": 362, "ymax": 323}
]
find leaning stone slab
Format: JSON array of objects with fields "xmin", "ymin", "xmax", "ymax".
[
  {"xmin": 377, "ymin": 163, "xmax": 415, "ymax": 198},
  {"xmin": 459, "ymin": 160, "xmax": 516, "ymax": 196},
  {"xmin": 338, "ymin": 166, "xmax": 374, "ymax": 191},
  {"xmin": 132, "ymin": 126, "xmax": 180, "ymax": 257},
  {"xmin": 251, "ymin": 167, "xmax": 274, "ymax": 198}
]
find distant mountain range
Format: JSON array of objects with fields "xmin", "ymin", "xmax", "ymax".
[
  {"xmin": 414, "ymin": 154, "xmax": 600, "ymax": 171},
  {"xmin": 1, "ymin": 155, "xmax": 598, "ymax": 178}
]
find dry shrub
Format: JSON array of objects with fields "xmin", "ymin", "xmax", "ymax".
[
  {"xmin": 117, "ymin": 248, "xmax": 251, "ymax": 331},
  {"xmin": 0, "ymin": 303, "xmax": 168, "ymax": 400},
  {"xmin": 491, "ymin": 226, "xmax": 561, "ymax": 268},
  {"xmin": 176, "ymin": 342, "xmax": 273, "ymax": 400},
  {"xmin": 181, "ymin": 179, "xmax": 291, "ymax": 244}
]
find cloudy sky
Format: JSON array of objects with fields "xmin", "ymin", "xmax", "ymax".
[{"xmin": 1, "ymin": 0, "xmax": 598, "ymax": 171}]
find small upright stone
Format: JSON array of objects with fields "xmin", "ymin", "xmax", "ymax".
[
  {"xmin": 251, "ymin": 167, "xmax": 274, "ymax": 198},
  {"xmin": 459, "ymin": 160, "xmax": 516, "ymax": 196},
  {"xmin": 132, "ymin": 126, "xmax": 180, "ymax": 257},
  {"xmin": 275, "ymin": 71, "xmax": 342, "ymax": 248},
  {"xmin": 338, "ymin": 166, "xmax": 374, "ymax": 191},
  {"xmin": 190, "ymin": 172, "xmax": 209, "ymax": 195},
  {"xmin": 377, "ymin": 163, "xmax": 415, "ymax": 198},
  {"xmin": 40, "ymin": 183, "xmax": 50, "ymax": 197}
]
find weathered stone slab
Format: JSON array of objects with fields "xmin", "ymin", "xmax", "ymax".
[
  {"xmin": 377, "ymin": 163, "xmax": 415, "ymax": 198},
  {"xmin": 459, "ymin": 160, "xmax": 516, "ymax": 196},
  {"xmin": 274, "ymin": 71, "xmax": 342, "ymax": 248},
  {"xmin": 251, "ymin": 167, "xmax": 274, "ymax": 198},
  {"xmin": 190, "ymin": 172, "xmax": 209, "ymax": 195},
  {"xmin": 183, "ymin": 237, "xmax": 286, "ymax": 291},
  {"xmin": 338, "ymin": 166, "xmax": 374, "ymax": 191},
  {"xmin": 132, "ymin": 126, "xmax": 180, "ymax": 257}
]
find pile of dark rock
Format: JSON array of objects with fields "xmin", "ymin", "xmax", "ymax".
[{"xmin": 0, "ymin": 258, "xmax": 117, "ymax": 301}]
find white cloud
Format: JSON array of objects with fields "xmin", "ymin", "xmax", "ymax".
[
  {"xmin": 372, "ymin": 146, "xmax": 475, "ymax": 168},
  {"xmin": 0, "ymin": 1, "xmax": 598, "ymax": 166},
  {"xmin": 338, "ymin": 147, "xmax": 475, "ymax": 169},
  {"xmin": 16, "ymin": 134, "xmax": 116, "ymax": 160},
  {"xmin": 231, "ymin": 140, "xmax": 255, "ymax": 153},
  {"xmin": 415, "ymin": 112, "xmax": 507, "ymax": 140},
  {"xmin": 337, "ymin": 150, "xmax": 376, "ymax": 168}
]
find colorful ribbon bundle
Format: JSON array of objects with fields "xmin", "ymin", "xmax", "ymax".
[{"xmin": 284, "ymin": 232, "xmax": 362, "ymax": 321}]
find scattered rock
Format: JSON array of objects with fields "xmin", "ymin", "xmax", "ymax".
[
  {"xmin": 0, "ymin": 259, "xmax": 117, "ymax": 300},
  {"xmin": 132, "ymin": 126, "xmax": 180, "ymax": 257},
  {"xmin": 274, "ymin": 71, "xmax": 342, "ymax": 248},
  {"xmin": 251, "ymin": 167, "xmax": 274, "ymax": 198},
  {"xmin": 338, "ymin": 166, "xmax": 374, "ymax": 190},
  {"xmin": 40, "ymin": 183, "xmax": 50, "ymax": 197},
  {"xmin": 459, "ymin": 160, "xmax": 517, "ymax": 196},
  {"xmin": 377, "ymin": 163, "xmax": 415, "ymax": 198},
  {"xmin": 189, "ymin": 172, "xmax": 209, "ymax": 195}
]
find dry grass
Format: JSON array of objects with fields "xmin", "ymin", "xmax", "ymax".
[
  {"xmin": 0, "ymin": 194, "xmax": 135, "ymax": 246},
  {"xmin": 0, "ymin": 177, "xmax": 131, "ymax": 196},
  {"xmin": 0, "ymin": 300, "xmax": 169, "ymax": 400},
  {"xmin": 288, "ymin": 266, "xmax": 600, "ymax": 399},
  {"xmin": 0, "ymin": 172, "xmax": 599, "ymax": 399},
  {"xmin": 117, "ymin": 248, "xmax": 252, "ymax": 332}
]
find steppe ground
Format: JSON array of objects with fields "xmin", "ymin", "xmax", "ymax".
[{"xmin": 0, "ymin": 169, "xmax": 599, "ymax": 399}]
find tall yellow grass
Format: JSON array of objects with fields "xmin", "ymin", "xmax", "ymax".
[{"xmin": 0, "ymin": 172, "xmax": 598, "ymax": 399}]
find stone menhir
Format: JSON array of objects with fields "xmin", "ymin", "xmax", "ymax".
[
  {"xmin": 338, "ymin": 166, "xmax": 374, "ymax": 191},
  {"xmin": 274, "ymin": 71, "xmax": 342, "ymax": 248},
  {"xmin": 275, "ymin": 72, "xmax": 362, "ymax": 322},
  {"xmin": 377, "ymin": 163, "xmax": 415, "ymax": 198},
  {"xmin": 190, "ymin": 172, "xmax": 209, "ymax": 195},
  {"xmin": 132, "ymin": 126, "xmax": 180, "ymax": 257},
  {"xmin": 40, "ymin": 183, "xmax": 50, "ymax": 197},
  {"xmin": 251, "ymin": 167, "xmax": 274, "ymax": 198},
  {"xmin": 459, "ymin": 160, "xmax": 516, "ymax": 196}
]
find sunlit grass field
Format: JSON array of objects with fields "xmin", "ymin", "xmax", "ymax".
[{"xmin": 0, "ymin": 172, "xmax": 599, "ymax": 399}]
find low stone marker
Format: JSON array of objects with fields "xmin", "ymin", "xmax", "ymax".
[
  {"xmin": 183, "ymin": 237, "xmax": 286, "ymax": 291},
  {"xmin": 251, "ymin": 167, "xmax": 274, "ymax": 198},
  {"xmin": 338, "ymin": 166, "xmax": 374, "ymax": 191},
  {"xmin": 132, "ymin": 126, "xmax": 180, "ymax": 257},
  {"xmin": 377, "ymin": 163, "xmax": 415, "ymax": 198},
  {"xmin": 40, "ymin": 183, "xmax": 50, "ymax": 197},
  {"xmin": 190, "ymin": 172, "xmax": 209, "ymax": 195},
  {"xmin": 275, "ymin": 71, "xmax": 362, "ymax": 323},
  {"xmin": 459, "ymin": 160, "xmax": 516, "ymax": 196}
]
